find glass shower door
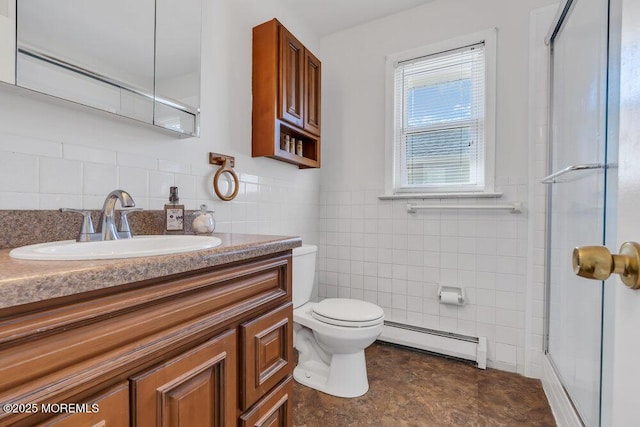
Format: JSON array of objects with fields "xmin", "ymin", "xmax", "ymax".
[{"xmin": 546, "ymin": 0, "xmax": 609, "ymax": 425}]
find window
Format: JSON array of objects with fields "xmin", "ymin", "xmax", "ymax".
[{"xmin": 385, "ymin": 30, "xmax": 496, "ymax": 195}]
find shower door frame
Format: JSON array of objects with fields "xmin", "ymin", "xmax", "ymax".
[{"xmin": 543, "ymin": 0, "xmax": 611, "ymax": 425}]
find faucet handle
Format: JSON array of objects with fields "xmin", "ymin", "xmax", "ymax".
[
  {"xmin": 118, "ymin": 208, "xmax": 143, "ymax": 238},
  {"xmin": 60, "ymin": 208, "xmax": 95, "ymax": 242}
]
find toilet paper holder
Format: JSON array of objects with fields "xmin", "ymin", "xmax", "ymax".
[{"xmin": 438, "ymin": 286, "xmax": 465, "ymax": 305}]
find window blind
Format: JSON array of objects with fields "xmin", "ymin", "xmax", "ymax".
[{"xmin": 394, "ymin": 42, "xmax": 486, "ymax": 192}]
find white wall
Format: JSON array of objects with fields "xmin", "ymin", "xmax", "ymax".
[
  {"xmin": 317, "ymin": 0, "xmax": 557, "ymax": 375},
  {"xmin": 0, "ymin": 0, "xmax": 320, "ymax": 245}
]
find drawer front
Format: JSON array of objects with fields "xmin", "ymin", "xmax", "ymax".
[
  {"xmin": 130, "ymin": 330, "xmax": 237, "ymax": 427},
  {"xmin": 40, "ymin": 383, "xmax": 129, "ymax": 427},
  {"xmin": 239, "ymin": 376, "xmax": 293, "ymax": 427},
  {"xmin": 240, "ymin": 303, "xmax": 293, "ymax": 410}
]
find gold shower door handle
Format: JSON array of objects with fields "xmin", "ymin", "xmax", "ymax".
[{"xmin": 572, "ymin": 242, "xmax": 640, "ymax": 289}]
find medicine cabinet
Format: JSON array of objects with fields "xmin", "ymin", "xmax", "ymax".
[
  {"xmin": 0, "ymin": 0, "xmax": 15, "ymax": 84},
  {"xmin": 0, "ymin": 0, "xmax": 202, "ymax": 137}
]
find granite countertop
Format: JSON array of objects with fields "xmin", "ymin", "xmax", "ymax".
[{"xmin": 0, "ymin": 233, "xmax": 301, "ymax": 310}]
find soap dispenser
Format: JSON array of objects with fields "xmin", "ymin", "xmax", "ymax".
[
  {"xmin": 192, "ymin": 204, "xmax": 216, "ymax": 235},
  {"xmin": 164, "ymin": 186, "xmax": 185, "ymax": 234}
]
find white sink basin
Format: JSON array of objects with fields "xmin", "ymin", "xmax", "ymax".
[{"xmin": 9, "ymin": 235, "xmax": 223, "ymax": 260}]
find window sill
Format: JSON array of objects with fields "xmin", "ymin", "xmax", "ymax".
[{"xmin": 378, "ymin": 192, "xmax": 503, "ymax": 200}]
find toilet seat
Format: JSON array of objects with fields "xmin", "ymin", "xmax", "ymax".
[{"xmin": 311, "ymin": 298, "xmax": 384, "ymax": 327}]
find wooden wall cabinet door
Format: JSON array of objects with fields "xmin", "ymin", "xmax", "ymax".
[
  {"xmin": 131, "ymin": 330, "xmax": 237, "ymax": 427},
  {"xmin": 303, "ymin": 50, "xmax": 321, "ymax": 136},
  {"xmin": 279, "ymin": 26, "xmax": 304, "ymax": 129}
]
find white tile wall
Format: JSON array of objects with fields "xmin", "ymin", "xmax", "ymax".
[
  {"xmin": 317, "ymin": 183, "xmax": 529, "ymax": 372},
  {"xmin": 0, "ymin": 133, "xmax": 320, "ymax": 246}
]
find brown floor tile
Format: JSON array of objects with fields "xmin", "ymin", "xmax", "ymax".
[{"xmin": 293, "ymin": 342, "xmax": 555, "ymax": 427}]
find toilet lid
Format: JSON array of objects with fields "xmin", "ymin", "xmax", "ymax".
[{"xmin": 311, "ymin": 298, "xmax": 384, "ymax": 327}]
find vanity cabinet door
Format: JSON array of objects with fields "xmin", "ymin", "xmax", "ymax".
[
  {"xmin": 131, "ymin": 330, "xmax": 237, "ymax": 427},
  {"xmin": 239, "ymin": 377, "xmax": 293, "ymax": 427},
  {"xmin": 41, "ymin": 384, "xmax": 129, "ymax": 427},
  {"xmin": 278, "ymin": 26, "xmax": 304, "ymax": 129},
  {"xmin": 240, "ymin": 303, "xmax": 293, "ymax": 410}
]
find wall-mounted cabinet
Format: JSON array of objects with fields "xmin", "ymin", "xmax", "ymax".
[
  {"xmin": 0, "ymin": 0, "xmax": 201, "ymax": 137},
  {"xmin": 252, "ymin": 19, "xmax": 321, "ymax": 169}
]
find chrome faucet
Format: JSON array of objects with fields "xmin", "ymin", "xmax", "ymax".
[
  {"xmin": 100, "ymin": 189, "xmax": 136, "ymax": 240},
  {"xmin": 60, "ymin": 190, "xmax": 140, "ymax": 242}
]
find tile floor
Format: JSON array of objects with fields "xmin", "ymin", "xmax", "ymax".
[{"xmin": 293, "ymin": 342, "xmax": 555, "ymax": 426}]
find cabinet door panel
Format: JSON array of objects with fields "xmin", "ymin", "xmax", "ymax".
[
  {"xmin": 279, "ymin": 27, "xmax": 304, "ymax": 128},
  {"xmin": 239, "ymin": 377, "xmax": 293, "ymax": 427},
  {"xmin": 41, "ymin": 384, "xmax": 128, "ymax": 427},
  {"xmin": 240, "ymin": 303, "xmax": 293, "ymax": 410},
  {"xmin": 131, "ymin": 330, "xmax": 237, "ymax": 427},
  {"xmin": 304, "ymin": 50, "xmax": 321, "ymax": 136}
]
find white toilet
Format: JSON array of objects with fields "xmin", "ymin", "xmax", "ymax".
[{"xmin": 292, "ymin": 244, "xmax": 384, "ymax": 398}]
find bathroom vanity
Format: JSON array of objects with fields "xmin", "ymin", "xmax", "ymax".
[{"xmin": 0, "ymin": 233, "xmax": 298, "ymax": 426}]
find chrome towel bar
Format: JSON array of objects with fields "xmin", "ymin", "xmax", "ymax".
[{"xmin": 407, "ymin": 202, "xmax": 522, "ymax": 214}]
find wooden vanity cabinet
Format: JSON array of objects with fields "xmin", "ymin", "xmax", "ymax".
[
  {"xmin": 253, "ymin": 18, "xmax": 321, "ymax": 169},
  {"xmin": 0, "ymin": 252, "xmax": 294, "ymax": 427}
]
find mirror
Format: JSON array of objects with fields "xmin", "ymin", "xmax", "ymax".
[
  {"xmin": 15, "ymin": 0, "xmax": 201, "ymax": 136},
  {"xmin": 154, "ymin": 0, "xmax": 201, "ymax": 135},
  {"xmin": 0, "ymin": 0, "xmax": 15, "ymax": 84}
]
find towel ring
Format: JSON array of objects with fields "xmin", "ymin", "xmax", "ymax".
[{"xmin": 212, "ymin": 158, "xmax": 239, "ymax": 201}]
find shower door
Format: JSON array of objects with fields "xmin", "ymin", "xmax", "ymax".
[{"xmin": 545, "ymin": 0, "xmax": 609, "ymax": 425}]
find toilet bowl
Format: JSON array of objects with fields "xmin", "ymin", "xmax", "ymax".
[{"xmin": 292, "ymin": 244, "xmax": 384, "ymax": 398}]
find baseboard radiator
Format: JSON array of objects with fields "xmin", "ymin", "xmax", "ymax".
[{"xmin": 378, "ymin": 321, "xmax": 487, "ymax": 369}]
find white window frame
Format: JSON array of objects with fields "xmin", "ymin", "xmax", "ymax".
[{"xmin": 384, "ymin": 29, "xmax": 497, "ymax": 197}]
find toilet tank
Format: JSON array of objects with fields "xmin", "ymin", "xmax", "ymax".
[{"xmin": 292, "ymin": 244, "xmax": 317, "ymax": 308}]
